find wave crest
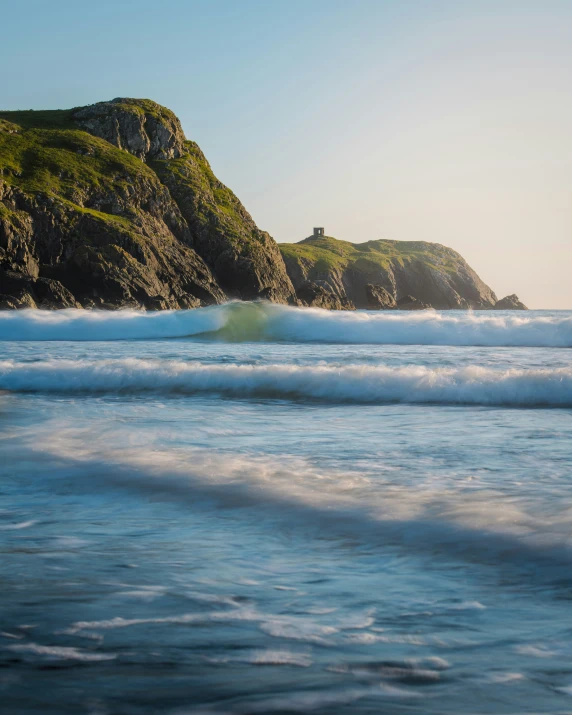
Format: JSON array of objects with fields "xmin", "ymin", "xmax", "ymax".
[
  {"xmin": 1, "ymin": 359, "xmax": 571, "ymax": 406},
  {"xmin": 1, "ymin": 303, "xmax": 571, "ymax": 347}
]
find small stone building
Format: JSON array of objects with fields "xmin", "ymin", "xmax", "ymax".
[{"xmin": 313, "ymin": 227, "xmax": 324, "ymax": 237}]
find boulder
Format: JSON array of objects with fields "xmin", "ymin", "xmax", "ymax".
[
  {"xmin": 366, "ymin": 283, "xmax": 396, "ymax": 309},
  {"xmin": 297, "ymin": 280, "xmax": 353, "ymax": 310},
  {"xmin": 493, "ymin": 294, "xmax": 528, "ymax": 310},
  {"xmin": 0, "ymin": 291, "xmax": 36, "ymax": 309},
  {"xmin": 0, "ymin": 270, "xmax": 81, "ymax": 309},
  {"xmin": 396, "ymin": 294, "xmax": 432, "ymax": 310}
]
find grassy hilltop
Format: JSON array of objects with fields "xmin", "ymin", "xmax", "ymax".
[{"xmin": 279, "ymin": 234, "xmax": 499, "ymax": 309}]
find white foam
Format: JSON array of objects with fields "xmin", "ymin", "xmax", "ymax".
[
  {"xmin": 0, "ymin": 520, "xmax": 36, "ymax": 530},
  {"xmin": 8, "ymin": 643, "xmax": 116, "ymax": 661},
  {"xmin": 66, "ymin": 594, "xmax": 369, "ymax": 652},
  {"xmin": 2, "ymin": 358, "xmax": 572, "ymax": 407},
  {"xmin": 205, "ymin": 650, "xmax": 313, "ymax": 667},
  {"xmin": 344, "ymin": 632, "xmax": 387, "ymax": 645},
  {"xmin": 52, "ymin": 536, "xmax": 88, "ymax": 548},
  {"xmin": 331, "ymin": 660, "xmax": 445, "ymax": 683},
  {"xmin": 264, "ymin": 304, "xmax": 572, "ymax": 347},
  {"xmin": 1, "ymin": 303, "xmax": 571, "ymax": 346},
  {"xmin": 514, "ymin": 644, "xmax": 559, "ymax": 658},
  {"xmin": 245, "ymin": 650, "xmax": 312, "ymax": 667},
  {"xmin": 116, "ymin": 590, "xmax": 165, "ymax": 601},
  {"xmin": 185, "ymin": 591, "xmax": 242, "ymax": 607},
  {"xmin": 0, "ymin": 632, "xmax": 24, "ymax": 640},
  {"xmin": 487, "ymin": 672, "xmax": 525, "ymax": 683},
  {"xmin": 259, "ymin": 620, "xmax": 338, "ymax": 645},
  {"xmin": 0, "ymin": 305, "xmax": 224, "ymax": 341},
  {"xmin": 451, "ymin": 600, "xmax": 486, "ymax": 610},
  {"xmin": 68, "ymin": 606, "xmax": 262, "ymax": 634}
]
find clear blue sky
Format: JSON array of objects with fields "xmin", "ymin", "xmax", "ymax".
[{"xmin": 3, "ymin": 0, "xmax": 572, "ymax": 307}]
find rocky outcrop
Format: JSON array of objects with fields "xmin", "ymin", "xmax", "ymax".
[
  {"xmin": 153, "ymin": 141, "xmax": 295, "ymax": 303},
  {"xmin": 0, "ymin": 98, "xmax": 296, "ymax": 309},
  {"xmin": 493, "ymin": 294, "xmax": 528, "ymax": 310},
  {"xmin": 0, "ymin": 175, "xmax": 224, "ymax": 310},
  {"xmin": 365, "ymin": 284, "xmax": 429, "ymax": 311},
  {"xmin": 366, "ymin": 284, "xmax": 396, "ymax": 309},
  {"xmin": 0, "ymin": 270, "xmax": 80, "ymax": 309},
  {"xmin": 395, "ymin": 295, "xmax": 431, "ymax": 310},
  {"xmin": 280, "ymin": 236, "xmax": 500, "ymax": 310},
  {"xmin": 297, "ymin": 280, "xmax": 353, "ymax": 310},
  {"xmin": 72, "ymin": 98, "xmax": 187, "ymax": 161}
]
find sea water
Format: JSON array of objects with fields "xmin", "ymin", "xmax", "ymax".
[{"xmin": 1, "ymin": 303, "xmax": 572, "ymax": 714}]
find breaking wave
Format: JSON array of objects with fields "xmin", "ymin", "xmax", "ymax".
[
  {"xmin": 1, "ymin": 302, "xmax": 571, "ymax": 346},
  {"xmin": 1, "ymin": 359, "xmax": 572, "ymax": 406},
  {"xmin": 0, "ymin": 304, "xmax": 226, "ymax": 341}
]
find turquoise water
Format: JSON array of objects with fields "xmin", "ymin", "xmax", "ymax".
[{"xmin": 1, "ymin": 304, "xmax": 572, "ymax": 714}]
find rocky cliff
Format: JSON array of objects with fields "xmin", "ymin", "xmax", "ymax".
[
  {"xmin": 0, "ymin": 98, "xmax": 524, "ymax": 311},
  {"xmin": 280, "ymin": 235, "xmax": 524, "ymax": 310},
  {"xmin": 0, "ymin": 98, "xmax": 295, "ymax": 309}
]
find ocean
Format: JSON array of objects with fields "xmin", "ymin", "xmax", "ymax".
[{"xmin": 1, "ymin": 302, "xmax": 572, "ymax": 714}]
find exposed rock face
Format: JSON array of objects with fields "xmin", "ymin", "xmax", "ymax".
[
  {"xmin": 365, "ymin": 284, "xmax": 429, "ymax": 311},
  {"xmin": 0, "ymin": 173, "xmax": 224, "ymax": 310},
  {"xmin": 280, "ymin": 236, "xmax": 499, "ymax": 310},
  {"xmin": 366, "ymin": 283, "xmax": 396, "ymax": 309},
  {"xmin": 0, "ymin": 270, "xmax": 80, "ymax": 309},
  {"xmin": 153, "ymin": 141, "xmax": 295, "ymax": 303},
  {"xmin": 297, "ymin": 280, "xmax": 352, "ymax": 310},
  {"xmin": 0, "ymin": 98, "xmax": 296, "ymax": 309},
  {"xmin": 493, "ymin": 294, "xmax": 528, "ymax": 310},
  {"xmin": 73, "ymin": 98, "xmax": 186, "ymax": 161},
  {"xmin": 396, "ymin": 294, "xmax": 431, "ymax": 310}
]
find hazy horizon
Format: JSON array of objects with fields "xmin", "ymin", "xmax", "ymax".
[{"xmin": 3, "ymin": 0, "xmax": 571, "ymax": 308}]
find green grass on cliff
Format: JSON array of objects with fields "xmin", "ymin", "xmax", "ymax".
[
  {"xmin": 0, "ymin": 101, "xmax": 177, "ymax": 131},
  {"xmin": 0, "ymin": 103, "xmax": 269, "ymax": 270},
  {"xmin": 279, "ymin": 235, "xmax": 461, "ymax": 275},
  {"xmin": 0, "ymin": 118, "xmax": 156, "ymax": 199},
  {"xmin": 0, "ymin": 200, "xmax": 30, "ymax": 230},
  {"xmin": 151, "ymin": 140, "xmax": 264, "ymax": 248},
  {"xmin": 0, "ymin": 108, "xmax": 162, "ymax": 237},
  {"xmin": 108, "ymin": 98, "xmax": 179, "ymax": 125},
  {"xmin": 0, "ymin": 103, "xmax": 260, "ymax": 245},
  {"xmin": 0, "ymin": 104, "xmax": 261, "ymax": 262},
  {"xmin": 0, "ymin": 109, "xmax": 168, "ymax": 254}
]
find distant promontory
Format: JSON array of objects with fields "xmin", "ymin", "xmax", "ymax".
[{"xmin": 0, "ymin": 98, "xmax": 525, "ymax": 310}]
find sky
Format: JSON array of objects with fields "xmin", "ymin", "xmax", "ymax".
[{"xmin": 2, "ymin": 0, "xmax": 572, "ymax": 308}]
